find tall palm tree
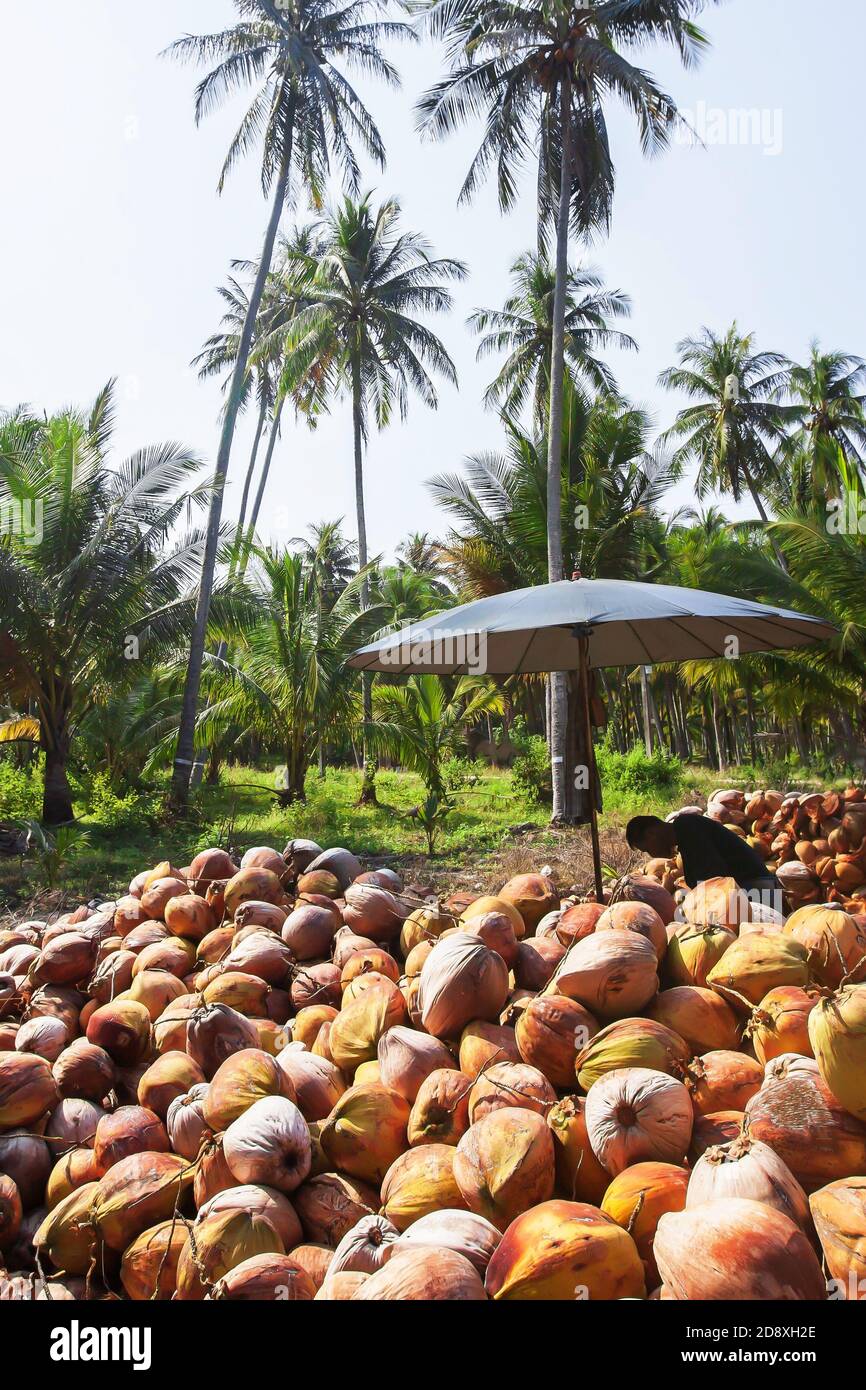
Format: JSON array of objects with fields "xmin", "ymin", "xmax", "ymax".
[
  {"xmin": 165, "ymin": 0, "xmax": 412, "ymax": 810},
  {"xmin": 470, "ymin": 251, "xmax": 635, "ymax": 420},
  {"xmin": 659, "ymin": 325, "xmax": 790, "ymax": 521},
  {"xmin": 0, "ymin": 385, "xmax": 205, "ymax": 822},
  {"xmin": 285, "ymin": 192, "xmax": 466, "ymax": 801},
  {"xmin": 782, "ymin": 343, "xmax": 866, "ymax": 505},
  {"xmin": 418, "ymin": 0, "xmax": 716, "ymax": 820}
]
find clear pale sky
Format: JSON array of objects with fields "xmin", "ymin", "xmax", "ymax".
[{"xmin": 2, "ymin": 0, "xmax": 863, "ymax": 560}]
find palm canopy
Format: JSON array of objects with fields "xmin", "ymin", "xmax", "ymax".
[
  {"xmin": 370, "ymin": 673, "xmax": 503, "ymax": 797},
  {"xmin": 781, "ymin": 342, "xmax": 866, "ymax": 505},
  {"xmin": 430, "ymin": 381, "xmax": 675, "ymax": 596},
  {"xmin": 470, "ymin": 251, "xmax": 635, "ymax": 418},
  {"xmin": 283, "ymin": 193, "xmax": 467, "ymax": 434},
  {"xmin": 417, "ymin": 0, "xmax": 715, "ymax": 234},
  {"xmin": 167, "ymin": 0, "xmax": 412, "ymax": 202},
  {"xmin": 659, "ymin": 324, "xmax": 790, "ymax": 518},
  {"xmin": 0, "ymin": 383, "xmax": 206, "ymax": 821}
]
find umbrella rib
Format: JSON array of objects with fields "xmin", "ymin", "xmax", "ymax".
[
  {"xmin": 660, "ymin": 616, "xmax": 724, "ymax": 660},
  {"xmin": 721, "ymin": 615, "xmax": 824, "ymax": 649},
  {"xmin": 625, "ymin": 620, "xmax": 654, "ymax": 665},
  {"xmin": 515, "ymin": 628, "xmax": 540, "ymax": 675}
]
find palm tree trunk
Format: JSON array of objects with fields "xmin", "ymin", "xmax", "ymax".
[
  {"xmin": 239, "ymin": 394, "xmax": 286, "ymax": 575},
  {"xmin": 170, "ymin": 107, "xmax": 295, "ymax": 812},
  {"xmin": 351, "ymin": 357, "xmax": 377, "ymax": 806},
  {"xmin": 230, "ymin": 395, "xmax": 268, "ymax": 577},
  {"xmin": 547, "ymin": 73, "xmax": 573, "ymax": 825},
  {"xmin": 639, "ymin": 665, "xmax": 654, "ymax": 756},
  {"xmin": 742, "ymin": 462, "xmax": 789, "ymax": 573},
  {"xmin": 42, "ymin": 736, "xmax": 73, "ymax": 825}
]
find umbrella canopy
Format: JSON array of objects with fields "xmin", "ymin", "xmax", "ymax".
[{"xmin": 349, "ymin": 577, "xmax": 836, "ymax": 675}]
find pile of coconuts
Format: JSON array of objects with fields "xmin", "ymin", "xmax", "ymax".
[{"xmin": 1, "ymin": 805, "xmax": 866, "ymax": 1301}]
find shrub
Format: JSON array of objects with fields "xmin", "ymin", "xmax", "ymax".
[
  {"xmin": 510, "ymin": 727, "xmax": 551, "ymax": 804},
  {"xmin": 595, "ymin": 742, "xmax": 684, "ymax": 802},
  {"xmin": 0, "ymin": 760, "xmax": 42, "ymax": 819},
  {"xmin": 84, "ymin": 771, "xmax": 159, "ymax": 831}
]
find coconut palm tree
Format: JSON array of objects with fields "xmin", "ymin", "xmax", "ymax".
[
  {"xmin": 418, "ymin": 0, "xmax": 716, "ymax": 820},
  {"xmin": 165, "ymin": 0, "xmax": 412, "ymax": 810},
  {"xmin": 782, "ymin": 343, "xmax": 866, "ymax": 506},
  {"xmin": 659, "ymin": 325, "xmax": 790, "ymax": 521},
  {"xmin": 284, "ymin": 192, "xmax": 466, "ymax": 801},
  {"xmin": 369, "ymin": 673, "xmax": 503, "ymax": 800},
  {"xmin": 197, "ymin": 546, "xmax": 385, "ymax": 803},
  {"xmin": 0, "ymin": 385, "xmax": 205, "ymax": 822},
  {"xmin": 470, "ymin": 251, "xmax": 635, "ymax": 420}
]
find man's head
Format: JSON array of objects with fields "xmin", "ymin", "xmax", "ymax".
[{"xmin": 626, "ymin": 815, "xmax": 678, "ymax": 860}]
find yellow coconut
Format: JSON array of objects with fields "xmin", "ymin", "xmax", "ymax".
[
  {"xmin": 328, "ymin": 983, "xmax": 406, "ymax": 1075},
  {"xmin": 175, "ymin": 1209, "xmax": 284, "ymax": 1300},
  {"xmin": 380, "ymin": 1144, "xmax": 466, "ymax": 1231},
  {"xmin": 34, "ymin": 1182, "xmax": 100, "ymax": 1275},
  {"xmin": 808, "ymin": 985, "xmax": 866, "ymax": 1120},
  {"xmin": 601, "ymin": 1162, "xmax": 689, "ymax": 1286},
  {"xmin": 203, "ymin": 1048, "xmax": 296, "ymax": 1131},
  {"xmin": 547, "ymin": 1096, "xmax": 610, "ymax": 1206},
  {"xmin": 453, "ymin": 1107, "xmax": 555, "ymax": 1231},
  {"xmin": 706, "ymin": 934, "xmax": 809, "ymax": 1012},
  {"xmin": 121, "ymin": 1220, "xmax": 189, "ymax": 1300},
  {"xmin": 575, "ymin": 1018, "xmax": 691, "ymax": 1091},
  {"xmin": 484, "ymin": 1200, "xmax": 645, "ymax": 1300},
  {"xmin": 320, "ymin": 1084, "xmax": 410, "ymax": 1186},
  {"xmin": 809, "ymin": 1178, "xmax": 866, "ymax": 1296}
]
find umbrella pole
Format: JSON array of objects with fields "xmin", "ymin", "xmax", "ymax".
[{"xmin": 577, "ymin": 629, "xmax": 604, "ymax": 901}]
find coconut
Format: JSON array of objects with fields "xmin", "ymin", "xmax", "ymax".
[
  {"xmin": 0, "ymin": 1052, "xmax": 59, "ymax": 1131},
  {"xmin": 328, "ymin": 982, "xmax": 406, "ymax": 1075},
  {"xmin": 688, "ymin": 1110, "xmax": 745, "ymax": 1162},
  {"xmin": 654, "ymin": 1197, "xmax": 826, "ymax": 1300},
  {"xmin": 328, "ymin": 1213, "xmax": 400, "ymax": 1274},
  {"xmin": 33, "ymin": 932, "xmax": 97, "ymax": 987},
  {"xmin": 355, "ymin": 1246, "xmax": 486, "ymax": 1300},
  {"xmin": 609, "ymin": 875, "xmax": 677, "ymax": 925},
  {"xmin": 281, "ymin": 904, "xmax": 338, "ymax": 961},
  {"xmin": 808, "ymin": 984, "xmax": 866, "ymax": 1120},
  {"xmin": 223, "ymin": 868, "xmax": 284, "ymax": 920},
  {"xmin": 93, "ymin": 1106, "xmax": 169, "ymax": 1175},
  {"xmin": 140, "ymin": 876, "xmax": 187, "ymax": 921},
  {"xmin": 133, "ymin": 937, "xmax": 196, "ymax": 980},
  {"xmin": 547, "ymin": 1096, "xmax": 610, "ymax": 1205},
  {"xmin": 380, "ymin": 1144, "xmax": 466, "ymax": 1230},
  {"xmin": 166, "ymin": 1084, "xmax": 211, "ymax": 1161},
  {"xmin": 163, "ymin": 894, "xmax": 216, "ymax": 943},
  {"xmin": 746, "ymin": 986, "xmax": 818, "ymax": 1065},
  {"xmin": 682, "ymin": 876, "xmax": 751, "ymax": 929},
  {"xmin": 196, "ymin": 925, "xmax": 234, "ymax": 965},
  {"xmin": 575, "ymin": 1018, "xmax": 691, "ymax": 1091},
  {"xmin": 209, "ymin": 1252, "xmax": 315, "ymax": 1301},
  {"xmin": 290, "ymin": 962, "xmax": 341, "ymax": 1012},
  {"xmin": 784, "ymin": 903, "xmax": 862, "ymax": 987},
  {"xmin": 453, "ymin": 1107, "xmax": 554, "ymax": 1231},
  {"xmin": 137, "ymin": 1052, "xmax": 204, "ymax": 1120},
  {"xmin": 241, "ymin": 846, "xmax": 289, "ymax": 880},
  {"xmin": 186, "ymin": 1003, "xmax": 260, "ymax": 1078},
  {"xmin": 292, "ymin": 1172, "xmax": 379, "ymax": 1247},
  {"xmin": 396, "ymin": 1209, "xmax": 501, "ymax": 1275},
  {"xmin": 683, "ymin": 1051, "xmax": 764, "ymax": 1115},
  {"xmin": 222, "ymin": 932, "xmax": 292, "ymax": 986},
  {"xmin": 91, "ymin": 1151, "xmax": 192, "ymax": 1251},
  {"xmin": 342, "ymin": 884, "xmax": 409, "ymax": 943},
  {"xmin": 809, "ymin": 1178, "xmax": 866, "ymax": 1297},
  {"xmin": 513, "ymin": 937, "xmax": 565, "ymax": 991},
  {"xmin": 43, "ymin": 1096, "xmax": 104, "ymax": 1153},
  {"xmin": 203, "ymin": 1048, "xmax": 296, "ymax": 1131},
  {"xmin": 193, "ymin": 1135, "xmax": 235, "ymax": 1207},
  {"xmin": 596, "ymin": 901, "xmax": 667, "ymax": 961},
  {"xmin": 468, "ymin": 1062, "xmax": 556, "ymax": 1124},
  {"xmin": 497, "ymin": 874, "xmax": 559, "ymax": 932},
  {"xmin": 304, "ymin": 847, "xmax": 362, "ymax": 893},
  {"xmin": 320, "ymin": 1084, "xmax": 410, "ymax": 1186},
  {"xmin": 201, "ymin": 970, "xmax": 271, "ymax": 1017},
  {"xmin": 745, "ymin": 1054, "xmax": 866, "ymax": 1193},
  {"xmin": 275, "ymin": 1049, "xmax": 345, "ymax": 1123},
  {"xmin": 550, "ymin": 931, "xmax": 659, "ymax": 1020},
  {"xmin": 120, "ymin": 1220, "xmax": 189, "ymax": 1300},
  {"xmin": 297, "ymin": 870, "xmax": 342, "ymax": 900},
  {"xmin": 414, "ymin": 934, "xmax": 508, "ymax": 1043},
  {"xmin": 340, "ymin": 948, "xmax": 402, "ymax": 994},
  {"xmin": 461, "ymin": 895, "xmax": 525, "ymax": 938},
  {"xmin": 514, "ymin": 994, "xmax": 597, "ymax": 1087},
  {"xmin": 85, "ymin": 998, "xmax": 151, "ymax": 1066},
  {"xmin": 0, "ymin": 1131, "xmax": 52, "ymax": 1209},
  {"xmin": 123, "ymin": 921, "xmax": 170, "ymax": 954},
  {"xmin": 28, "ymin": 984, "xmax": 85, "ymax": 1034},
  {"xmin": 0, "ymin": 1173, "xmax": 22, "ymax": 1249},
  {"xmin": 114, "ymin": 896, "xmax": 148, "ymax": 936},
  {"xmin": 223, "ymin": 1096, "xmax": 311, "ymax": 1193},
  {"xmin": 175, "ymin": 1209, "xmax": 284, "ymax": 1300},
  {"xmin": 585, "ymin": 1067, "xmax": 693, "ymax": 1175},
  {"xmin": 553, "ymin": 901, "xmax": 606, "ymax": 947},
  {"xmin": 373, "ymin": 1028, "xmax": 453, "ymax": 1106},
  {"xmin": 601, "ymin": 1162, "xmax": 689, "ymax": 1286},
  {"xmin": 14, "ymin": 1016, "xmax": 68, "ymax": 1064},
  {"xmin": 290, "ymin": 1005, "xmax": 337, "ymax": 1050},
  {"xmin": 407, "ymin": 1068, "xmax": 471, "ymax": 1148},
  {"xmin": 88, "ymin": 950, "xmax": 137, "ymax": 1004},
  {"xmin": 461, "ymin": 911, "xmax": 520, "ymax": 968},
  {"xmin": 665, "ymin": 924, "xmax": 737, "ymax": 988},
  {"xmin": 332, "ymin": 929, "xmax": 379, "ymax": 971},
  {"xmin": 46, "ymin": 1147, "xmax": 101, "ymax": 1207},
  {"xmin": 706, "ymin": 934, "xmax": 810, "ymax": 1012},
  {"xmin": 315, "ymin": 1271, "xmax": 369, "ymax": 1300},
  {"xmin": 399, "ymin": 904, "xmax": 451, "ymax": 958},
  {"xmin": 458, "ymin": 1021, "xmax": 521, "ymax": 1079},
  {"xmin": 687, "ymin": 1135, "xmax": 809, "ymax": 1228},
  {"xmin": 127, "ymin": 969, "xmax": 188, "ymax": 1022},
  {"xmin": 485, "ymin": 1199, "xmax": 645, "ymax": 1301},
  {"xmin": 34, "ymin": 1182, "xmax": 100, "ymax": 1275},
  {"xmin": 648, "ymin": 986, "xmax": 741, "ymax": 1054},
  {"xmin": 197, "ymin": 1183, "xmax": 302, "ymax": 1252},
  {"xmin": 187, "ymin": 848, "xmax": 238, "ymax": 895}
]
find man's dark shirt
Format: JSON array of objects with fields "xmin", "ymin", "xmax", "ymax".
[{"xmin": 673, "ymin": 813, "xmax": 772, "ymax": 890}]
